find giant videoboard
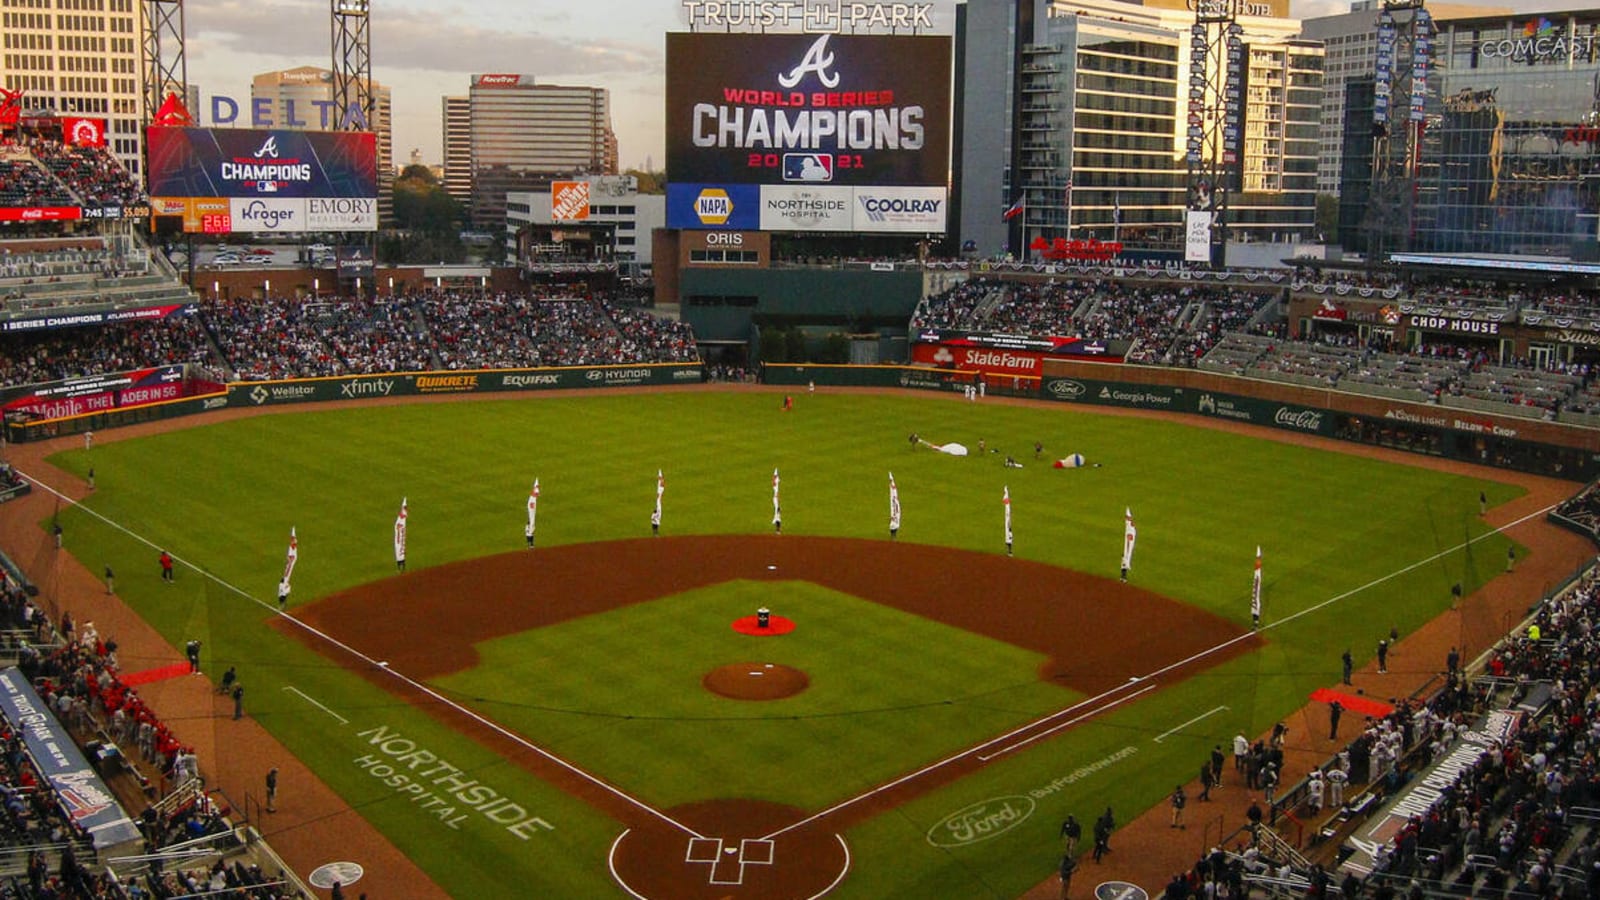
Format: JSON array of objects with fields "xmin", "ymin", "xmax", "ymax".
[
  {"xmin": 666, "ymin": 32, "xmax": 952, "ymax": 233},
  {"xmin": 145, "ymin": 127, "xmax": 377, "ymax": 233}
]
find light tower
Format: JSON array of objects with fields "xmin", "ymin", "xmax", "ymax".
[
  {"xmin": 331, "ymin": 0, "xmax": 374, "ymax": 130},
  {"xmin": 1362, "ymin": 0, "xmax": 1434, "ymax": 261},
  {"xmin": 141, "ymin": 0, "xmax": 187, "ymax": 123},
  {"xmin": 1184, "ymin": 0, "xmax": 1244, "ymax": 268}
]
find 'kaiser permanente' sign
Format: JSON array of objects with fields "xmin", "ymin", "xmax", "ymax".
[{"xmin": 0, "ymin": 668, "xmax": 140, "ymax": 848}]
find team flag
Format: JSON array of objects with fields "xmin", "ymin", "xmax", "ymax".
[
  {"xmin": 888, "ymin": 473, "xmax": 902, "ymax": 535},
  {"xmin": 1003, "ymin": 486, "xmax": 1013, "ymax": 555},
  {"xmin": 527, "ymin": 479, "xmax": 540, "ymax": 538},
  {"xmin": 1120, "ymin": 507, "xmax": 1136, "ymax": 581},
  {"xmin": 654, "ymin": 469, "xmax": 665, "ymax": 523},
  {"xmin": 772, "ymin": 468, "xmax": 782, "ymax": 531},
  {"xmin": 281, "ymin": 527, "xmax": 298, "ymax": 594},
  {"xmin": 393, "ymin": 497, "xmax": 408, "ymax": 568},
  {"xmin": 1250, "ymin": 545, "xmax": 1263, "ymax": 628}
]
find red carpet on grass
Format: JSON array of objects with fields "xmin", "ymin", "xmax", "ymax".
[
  {"xmin": 119, "ymin": 662, "xmax": 192, "ymax": 687},
  {"xmin": 731, "ymin": 615, "xmax": 796, "ymax": 636},
  {"xmin": 1310, "ymin": 688, "xmax": 1394, "ymax": 719}
]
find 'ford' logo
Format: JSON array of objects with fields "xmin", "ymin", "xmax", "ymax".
[
  {"xmin": 926, "ymin": 795, "xmax": 1035, "ymax": 847},
  {"xmin": 1048, "ymin": 379, "xmax": 1086, "ymax": 399}
]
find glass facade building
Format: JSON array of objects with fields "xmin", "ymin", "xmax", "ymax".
[{"xmin": 1340, "ymin": 8, "xmax": 1600, "ymax": 256}]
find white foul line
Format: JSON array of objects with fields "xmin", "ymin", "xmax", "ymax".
[
  {"xmin": 20, "ymin": 470, "xmax": 703, "ymax": 841},
  {"xmin": 978, "ymin": 682, "xmax": 1158, "ymax": 761},
  {"xmin": 1152, "ymin": 704, "xmax": 1229, "ymax": 743},
  {"xmin": 282, "ymin": 685, "xmax": 349, "ymax": 725}
]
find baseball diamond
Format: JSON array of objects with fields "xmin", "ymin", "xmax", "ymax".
[{"xmin": 5, "ymin": 385, "xmax": 1576, "ymax": 900}]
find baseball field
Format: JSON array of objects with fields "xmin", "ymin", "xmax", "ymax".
[{"xmin": 35, "ymin": 388, "xmax": 1526, "ymax": 898}]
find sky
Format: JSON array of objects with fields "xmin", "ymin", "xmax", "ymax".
[{"xmin": 183, "ymin": 0, "xmax": 1596, "ymax": 173}]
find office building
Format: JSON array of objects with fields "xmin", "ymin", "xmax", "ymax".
[
  {"xmin": 506, "ymin": 175, "xmax": 662, "ymax": 282},
  {"xmin": 441, "ymin": 95, "xmax": 471, "ymax": 209},
  {"xmin": 1302, "ymin": 1, "xmax": 1509, "ymax": 195},
  {"xmin": 0, "ymin": 0, "xmax": 143, "ymax": 175},
  {"xmin": 466, "ymin": 74, "xmax": 618, "ymax": 230},
  {"xmin": 1336, "ymin": 6, "xmax": 1600, "ymax": 256},
  {"xmin": 957, "ymin": 0, "xmax": 1319, "ymax": 260}
]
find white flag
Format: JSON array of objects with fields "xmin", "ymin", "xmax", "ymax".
[
  {"xmin": 772, "ymin": 468, "xmax": 781, "ymax": 524},
  {"xmin": 653, "ymin": 470, "xmax": 664, "ymax": 526},
  {"xmin": 1003, "ymin": 486, "xmax": 1013, "ymax": 547},
  {"xmin": 888, "ymin": 473, "xmax": 901, "ymax": 532},
  {"xmin": 527, "ymin": 480, "xmax": 540, "ymax": 537},
  {"xmin": 394, "ymin": 497, "xmax": 408, "ymax": 564},
  {"xmin": 1121, "ymin": 507, "xmax": 1136, "ymax": 574},
  {"xmin": 281, "ymin": 527, "xmax": 298, "ymax": 593},
  {"xmin": 1250, "ymin": 546, "xmax": 1262, "ymax": 624}
]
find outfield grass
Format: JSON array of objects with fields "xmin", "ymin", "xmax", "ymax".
[{"xmin": 44, "ymin": 391, "xmax": 1524, "ymax": 898}]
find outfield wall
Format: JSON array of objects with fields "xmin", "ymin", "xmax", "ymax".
[{"xmin": 2, "ymin": 364, "xmax": 704, "ymax": 443}]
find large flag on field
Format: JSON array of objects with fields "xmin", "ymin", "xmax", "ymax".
[
  {"xmin": 1250, "ymin": 545, "xmax": 1262, "ymax": 629},
  {"xmin": 888, "ymin": 473, "xmax": 901, "ymax": 535},
  {"xmin": 527, "ymin": 479, "xmax": 540, "ymax": 539},
  {"xmin": 394, "ymin": 497, "xmax": 408, "ymax": 565},
  {"xmin": 772, "ymin": 468, "xmax": 781, "ymax": 521},
  {"xmin": 281, "ymin": 527, "xmax": 298, "ymax": 594},
  {"xmin": 1003, "ymin": 486, "xmax": 1013, "ymax": 554},
  {"xmin": 653, "ymin": 469, "xmax": 665, "ymax": 529},
  {"xmin": 1120, "ymin": 507, "xmax": 1136, "ymax": 580}
]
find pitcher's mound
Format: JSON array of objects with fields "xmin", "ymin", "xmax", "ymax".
[{"xmin": 704, "ymin": 663, "xmax": 809, "ymax": 700}]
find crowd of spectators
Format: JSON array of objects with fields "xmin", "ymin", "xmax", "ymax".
[
  {"xmin": 911, "ymin": 278, "xmax": 1276, "ymax": 364},
  {"xmin": 0, "ymin": 157, "xmax": 74, "ymax": 209},
  {"xmin": 27, "ymin": 143, "xmax": 144, "ymax": 209},
  {"xmin": 1150, "ymin": 562, "xmax": 1600, "ymax": 900},
  {"xmin": 0, "ymin": 289, "xmax": 701, "ymax": 389}
]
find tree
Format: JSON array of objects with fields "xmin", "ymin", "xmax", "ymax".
[
  {"xmin": 1316, "ymin": 193, "xmax": 1340, "ymax": 244},
  {"xmin": 392, "ymin": 167, "xmax": 460, "ymax": 238},
  {"xmin": 624, "ymin": 168, "xmax": 666, "ymax": 195}
]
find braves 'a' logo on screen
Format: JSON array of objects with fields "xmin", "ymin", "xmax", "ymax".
[
  {"xmin": 253, "ymin": 135, "xmax": 280, "ymax": 159},
  {"xmin": 778, "ymin": 34, "xmax": 840, "ymax": 89}
]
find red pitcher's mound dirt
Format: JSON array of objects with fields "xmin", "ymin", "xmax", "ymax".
[{"xmin": 704, "ymin": 663, "xmax": 809, "ymax": 700}]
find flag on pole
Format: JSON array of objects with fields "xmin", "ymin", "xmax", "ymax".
[
  {"xmin": 1250, "ymin": 545, "xmax": 1262, "ymax": 629},
  {"xmin": 1003, "ymin": 196, "xmax": 1024, "ymax": 221},
  {"xmin": 526, "ymin": 480, "xmax": 540, "ymax": 547},
  {"xmin": 1120, "ymin": 507, "xmax": 1136, "ymax": 581},
  {"xmin": 652, "ymin": 470, "xmax": 664, "ymax": 534},
  {"xmin": 1113, "ymin": 191, "xmax": 1123, "ymax": 225},
  {"xmin": 1003, "ymin": 486, "xmax": 1013, "ymax": 556},
  {"xmin": 772, "ymin": 468, "xmax": 782, "ymax": 533},
  {"xmin": 394, "ymin": 497, "xmax": 408, "ymax": 571},
  {"xmin": 888, "ymin": 473, "xmax": 901, "ymax": 537},
  {"xmin": 280, "ymin": 527, "xmax": 298, "ymax": 594}
]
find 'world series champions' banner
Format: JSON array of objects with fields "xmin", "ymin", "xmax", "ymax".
[{"xmin": 666, "ymin": 32, "xmax": 951, "ymax": 188}]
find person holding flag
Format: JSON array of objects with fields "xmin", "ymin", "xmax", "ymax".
[
  {"xmin": 1003, "ymin": 486, "xmax": 1014, "ymax": 557},
  {"xmin": 279, "ymin": 527, "xmax": 297, "ymax": 610},
  {"xmin": 394, "ymin": 498, "xmax": 408, "ymax": 572},
  {"xmin": 652, "ymin": 470, "xmax": 664, "ymax": 537},
  {"xmin": 1250, "ymin": 546, "xmax": 1263, "ymax": 630},
  {"xmin": 771, "ymin": 468, "xmax": 782, "ymax": 534},
  {"xmin": 1120, "ymin": 507, "xmax": 1136, "ymax": 582},
  {"xmin": 526, "ymin": 480, "xmax": 540, "ymax": 549},
  {"xmin": 889, "ymin": 473, "xmax": 901, "ymax": 540}
]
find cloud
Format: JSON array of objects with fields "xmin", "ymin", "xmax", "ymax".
[{"xmin": 1288, "ymin": 0, "xmax": 1351, "ymax": 19}]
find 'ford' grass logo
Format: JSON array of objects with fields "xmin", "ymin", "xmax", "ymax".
[
  {"xmin": 926, "ymin": 795, "xmax": 1035, "ymax": 847},
  {"xmin": 1048, "ymin": 379, "xmax": 1086, "ymax": 399}
]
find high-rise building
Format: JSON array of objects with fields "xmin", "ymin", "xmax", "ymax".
[
  {"xmin": 1301, "ymin": 1, "xmax": 1508, "ymax": 196},
  {"xmin": 0, "ymin": 0, "xmax": 143, "ymax": 175},
  {"xmin": 251, "ymin": 66, "xmax": 393, "ymax": 222},
  {"xmin": 465, "ymin": 74, "xmax": 617, "ymax": 229},
  {"xmin": 441, "ymin": 95, "xmax": 471, "ymax": 209},
  {"xmin": 957, "ymin": 0, "xmax": 1318, "ymax": 258}
]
